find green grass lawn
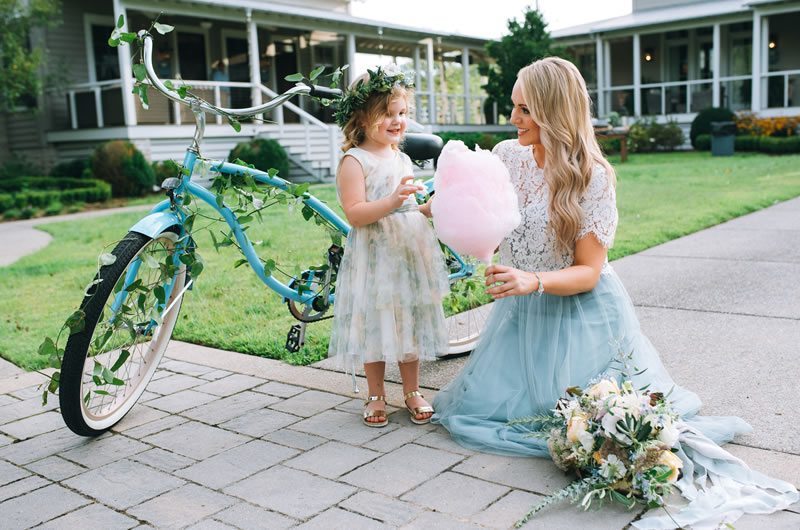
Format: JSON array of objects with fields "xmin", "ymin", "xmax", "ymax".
[{"xmin": 2, "ymin": 151, "xmax": 799, "ymax": 371}]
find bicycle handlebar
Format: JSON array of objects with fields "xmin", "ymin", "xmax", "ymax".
[{"xmin": 139, "ymin": 31, "xmax": 342, "ymax": 120}]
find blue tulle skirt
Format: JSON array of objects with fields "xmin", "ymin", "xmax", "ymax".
[{"xmin": 432, "ymin": 270, "xmax": 798, "ymax": 528}]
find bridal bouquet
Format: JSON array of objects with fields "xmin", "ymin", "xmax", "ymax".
[{"xmin": 514, "ymin": 378, "xmax": 683, "ymax": 527}]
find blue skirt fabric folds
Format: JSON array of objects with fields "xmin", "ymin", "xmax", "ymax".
[{"xmin": 432, "ymin": 270, "xmax": 798, "ymax": 529}]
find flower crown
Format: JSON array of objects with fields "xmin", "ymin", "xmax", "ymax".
[{"xmin": 333, "ymin": 66, "xmax": 414, "ymax": 128}]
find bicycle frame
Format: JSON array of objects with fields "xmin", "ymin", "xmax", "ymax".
[
  {"xmin": 127, "ymin": 147, "xmax": 475, "ymax": 311},
  {"xmin": 122, "ymin": 31, "xmax": 475, "ymax": 319}
]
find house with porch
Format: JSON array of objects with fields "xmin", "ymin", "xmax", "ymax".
[
  {"xmin": 552, "ymin": 0, "xmax": 800, "ymax": 129},
  {"xmin": 1, "ymin": 0, "xmax": 495, "ymax": 181}
]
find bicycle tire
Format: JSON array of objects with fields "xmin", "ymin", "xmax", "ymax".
[{"xmin": 59, "ymin": 228, "xmax": 187, "ymax": 436}]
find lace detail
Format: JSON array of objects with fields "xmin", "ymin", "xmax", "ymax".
[{"xmin": 492, "ymin": 140, "xmax": 618, "ymax": 273}]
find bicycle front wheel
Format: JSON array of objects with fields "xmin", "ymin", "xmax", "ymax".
[{"xmin": 59, "ymin": 229, "xmax": 187, "ymax": 436}]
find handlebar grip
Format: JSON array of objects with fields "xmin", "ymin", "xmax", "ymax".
[{"xmin": 308, "ymin": 85, "xmax": 343, "ymax": 99}]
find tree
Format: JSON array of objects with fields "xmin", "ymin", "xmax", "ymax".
[
  {"xmin": 0, "ymin": 0, "xmax": 62, "ymax": 112},
  {"xmin": 480, "ymin": 8, "xmax": 562, "ymax": 123}
]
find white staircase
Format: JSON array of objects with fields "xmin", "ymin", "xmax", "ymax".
[{"xmin": 258, "ymin": 124, "xmax": 342, "ymax": 182}]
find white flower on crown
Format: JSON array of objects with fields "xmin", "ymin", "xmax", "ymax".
[{"xmin": 381, "ymin": 63, "xmax": 401, "ymax": 77}]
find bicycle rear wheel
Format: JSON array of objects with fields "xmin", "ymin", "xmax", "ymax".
[{"xmin": 59, "ymin": 228, "xmax": 187, "ymax": 436}]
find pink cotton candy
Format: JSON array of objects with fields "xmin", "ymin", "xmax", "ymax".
[{"xmin": 431, "ymin": 140, "xmax": 521, "ymax": 263}]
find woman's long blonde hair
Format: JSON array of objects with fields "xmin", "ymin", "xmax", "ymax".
[
  {"xmin": 340, "ymin": 73, "xmax": 412, "ymax": 152},
  {"xmin": 517, "ymin": 57, "xmax": 616, "ymax": 250}
]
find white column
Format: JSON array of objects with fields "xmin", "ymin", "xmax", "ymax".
[
  {"xmin": 633, "ymin": 33, "xmax": 641, "ymax": 117},
  {"xmin": 426, "ymin": 38, "xmax": 436, "ymax": 124},
  {"xmin": 413, "ymin": 46, "xmax": 421, "ymax": 116},
  {"xmin": 346, "ymin": 33, "xmax": 356, "ymax": 85},
  {"xmin": 760, "ymin": 15, "xmax": 769, "ymax": 109},
  {"xmin": 604, "ymin": 40, "xmax": 611, "ymax": 114},
  {"xmin": 462, "ymin": 47, "xmax": 471, "ymax": 124},
  {"xmin": 246, "ymin": 9, "xmax": 262, "ymax": 108},
  {"xmin": 751, "ymin": 11, "xmax": 761, "ymax": 111},
  {"xmin": 712, "ymin": 23, "xmax": 720, "ymax": 107},
  {"xmin": 595, "ymin": 36, "xmax": 604, "ymax": 116},
  {"xmin": 112, "ymin": 0, "xmax": 137, "ymax": 126}
]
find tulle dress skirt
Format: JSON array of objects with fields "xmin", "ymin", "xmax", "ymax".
[
  {"xmin": 328, "ymin": 205, "xmax": 450, "ymax": 371},
  {"xmin": 433, "ymin": 268, "xmax": 798, "ymax": 528}
]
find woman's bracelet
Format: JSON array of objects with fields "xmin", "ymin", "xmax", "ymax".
[{"xmin": 532, "ymin": 271, "xmax": 545, "ymax": 296}]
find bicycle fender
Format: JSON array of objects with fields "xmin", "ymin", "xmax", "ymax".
[{"xmin": 129, "ymin": 211, "xmax": 182, "ymax": 239}]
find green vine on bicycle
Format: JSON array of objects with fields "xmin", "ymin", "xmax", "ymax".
[{"xmin": 37, "ymin": 16, "xmax": 347, "ymax": 406}]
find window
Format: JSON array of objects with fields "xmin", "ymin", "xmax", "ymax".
[
  {"xmin": 92, "ymin": 24, "xmax": 120, "ymax": 81},
  {"xmin": 177, "ymin": 33, "xmax": 207, "ymax": 80}
]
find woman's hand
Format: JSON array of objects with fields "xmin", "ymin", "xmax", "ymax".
[
  {"xmin": 388, "ymin": 176, "xmax": 424, "ymax": 209},
  {"xmin": 485, "ymin": 264, "xmax": 537, "ymax": 299},
  {"xmin": 419, "ymin": 195, "xmax": 434, "ymax": 218}
]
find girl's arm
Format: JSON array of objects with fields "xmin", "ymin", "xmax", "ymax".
[
  {"xmin": 338, "ymin": 156, "xmax": 422, "ymax": 228},
  {"xmin": 484, "ymin": 234, "xmax": 607, "ymax": 299}
]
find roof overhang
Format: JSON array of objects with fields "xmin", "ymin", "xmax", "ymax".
[
  {"xmin": 552, "ymin": 0, "xmax": 753, "ymax": 40},
  {"xmin": 123, "ymin": 0, "xmax": 489, "ymax": 57}
]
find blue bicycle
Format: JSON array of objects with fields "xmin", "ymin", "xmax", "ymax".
[{"xmin": 57, "ymin": 31, "xmax": 489, "ymax": 436}]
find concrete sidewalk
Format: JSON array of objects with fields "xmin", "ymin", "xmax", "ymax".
[{"xmin": 0, "ymin": 199, "xmax": 799, "ymax": 528}]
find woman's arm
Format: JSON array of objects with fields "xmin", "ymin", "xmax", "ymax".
[
  {"xmin": 338, "ymin": 156, "xmax": 420, "ymax": 228},
  {"xmin": 485, "ymin": 233, "xmax": 607, "ymax": 299}
]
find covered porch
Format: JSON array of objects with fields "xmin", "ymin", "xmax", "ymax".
[
  {"xmin": 52, "ymin": 0, "xmax": 492, "ymax": 134},
  {"xmin": 556, "ymin": 1, "xmax": 800, "ymax": 121}
]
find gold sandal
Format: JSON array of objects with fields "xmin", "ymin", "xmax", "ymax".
[
  {"xmin": 362, "ymin": 395, "xmax": 388, "ymax": 428},
  {"xmin": 404, "ymin": 390, "xmax": 434, "ymax": 425}
]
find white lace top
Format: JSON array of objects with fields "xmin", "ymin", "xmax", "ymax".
[{"xmin": 493, "ymin": 140, "xmax": 618, "ymax": 273}]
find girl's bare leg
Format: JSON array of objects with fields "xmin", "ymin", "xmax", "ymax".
[
  {"xmin": 363, "ymin": 361, "xmax": 387, "ymax": 424},
  {"xmin": 398, "ymin": 359, "xmax": 433, "ymax": 422}
]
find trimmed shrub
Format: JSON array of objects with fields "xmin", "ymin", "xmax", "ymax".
[
  {"xmin": 228, "ymin": 139, "xmax": 290, "ymax": 180},
  {"xmin": 152, "ymin": 159, "xmax": 182, "ymax": 184},
  {"xmin": 690, "ymin": 107, "xmax": 735, "ymax": 148},
  {"xmin": 90, "ymin": 140, "xmax": 155, "ymax": 197},
  {"xmin": 695, "ymin": 134, "xmax": 711, "ymax": 151},
  {"xmin": 759, "ymin": 136, "xmax": 800, "ymax": 154},
  {"xmin": 44, "ymin": 201, "xmax": 63, "ymax": 216},
  {"xmin": 735, "ymin": 135, "xmax": 761, "ymax": 152},
  {"xmin": 628, "ymin": 119, "xmax": 684, "ymax": 153},
  {"xmin": 50, "ymin": 158, "xmax": 90, "ymax": 179},
  {"xmin": 0, "ymin": 177, "xmax": 111, "ymax": 212},
  {"xmin": 434, "ymin": 132, "xmax": 513, "ymax": 151},
  {"xmin": 0, "ymin": 154, "xmax": 40, "ymax": 180},
  {"xmin": 598, "ymin": 136, "xmax": 621, "ymax": 154}
]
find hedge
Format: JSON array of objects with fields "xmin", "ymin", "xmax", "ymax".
[
  {"xmin": 693, "ymin": 135, "xmax": 799, "ymax": 154},
  {"xmin": 0, "ymin": 177, "xmax": 111, "ymax": 213},
  {"xmin": 434, "ymin": 132, "xmax": 514, "ymax": 151}
]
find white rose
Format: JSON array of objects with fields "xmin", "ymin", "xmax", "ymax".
[
  {"xmin": 658, "ymin": 420, "xmax": 680, "ymax": 447},
  {"xmin": 587, "ymin": 379, "xmax": 620, "ymax": 400},
  {"xmin": 567, "ymin": 412, "xmax": 589, "ymax": 443},
  {"xmin": 657, "ymin": 450, "xmax": 683, "ymax": 483},
  {"xmin": 609, "ymin": 393, "xmax": 642, "ymax": 419}
]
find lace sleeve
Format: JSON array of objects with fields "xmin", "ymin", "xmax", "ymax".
[{"xmin": 578, "ymin": 165, "xmax": 618, "ymax": 248}]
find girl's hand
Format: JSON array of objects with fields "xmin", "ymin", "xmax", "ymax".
[
  {"xmin": 485, "ymin": 264, "xmax": 537, "ymax": 299},
  {"xmin": 389, "ymin": 176, "xmax": 424, "ymax": 209}
]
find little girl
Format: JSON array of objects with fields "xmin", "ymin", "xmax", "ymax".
[{"xmin": 328, "ymin": 67, "xmax": 449, "ymax": 427}]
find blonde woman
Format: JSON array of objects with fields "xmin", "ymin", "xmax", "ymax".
[{"xmin": 432, "ymin": 57, "xmax": 797, "ymax": 527}]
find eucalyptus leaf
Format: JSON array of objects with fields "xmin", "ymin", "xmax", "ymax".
[
  {"xmin": 154, "ymin": 22, "xmax": 175, "ymax": 35},
  {"xmin": 284, "ymin": 73, "xmax": 304, "ymax": 82},
  {"xmin": 99, "ymin": 253, "xmax": 117, "ymax": 266},
  {"xmin": 65, "ymin": 310, "xmax": 86, "ymax": 334},
  {"xmin": 110, "ymin": 350, "xmax": 131, "ymax": 371},
  {"xmin": 117, "ymin": 14, "xmax": 125, "ymax": 28},
  {"xmin": 132, "ymin": 63, "xmax": 147, "ymax": 82},
  {"xmin": 309, "ymin": 65, "xmax": 325, "ymax": 81}
]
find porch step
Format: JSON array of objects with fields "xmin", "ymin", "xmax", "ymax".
[{"xmin": 258, "ymin": 125, "xmax": 342, "ymax": 182}]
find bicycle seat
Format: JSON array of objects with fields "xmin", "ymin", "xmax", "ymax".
[{"xmin": 403, "ymin": 133, "xmax": 444, "ymax": 162}]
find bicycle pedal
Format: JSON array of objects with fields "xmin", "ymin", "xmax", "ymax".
[{"xmin": 285, "ymin": 324, "xmax": 305, "ymax": 353}]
